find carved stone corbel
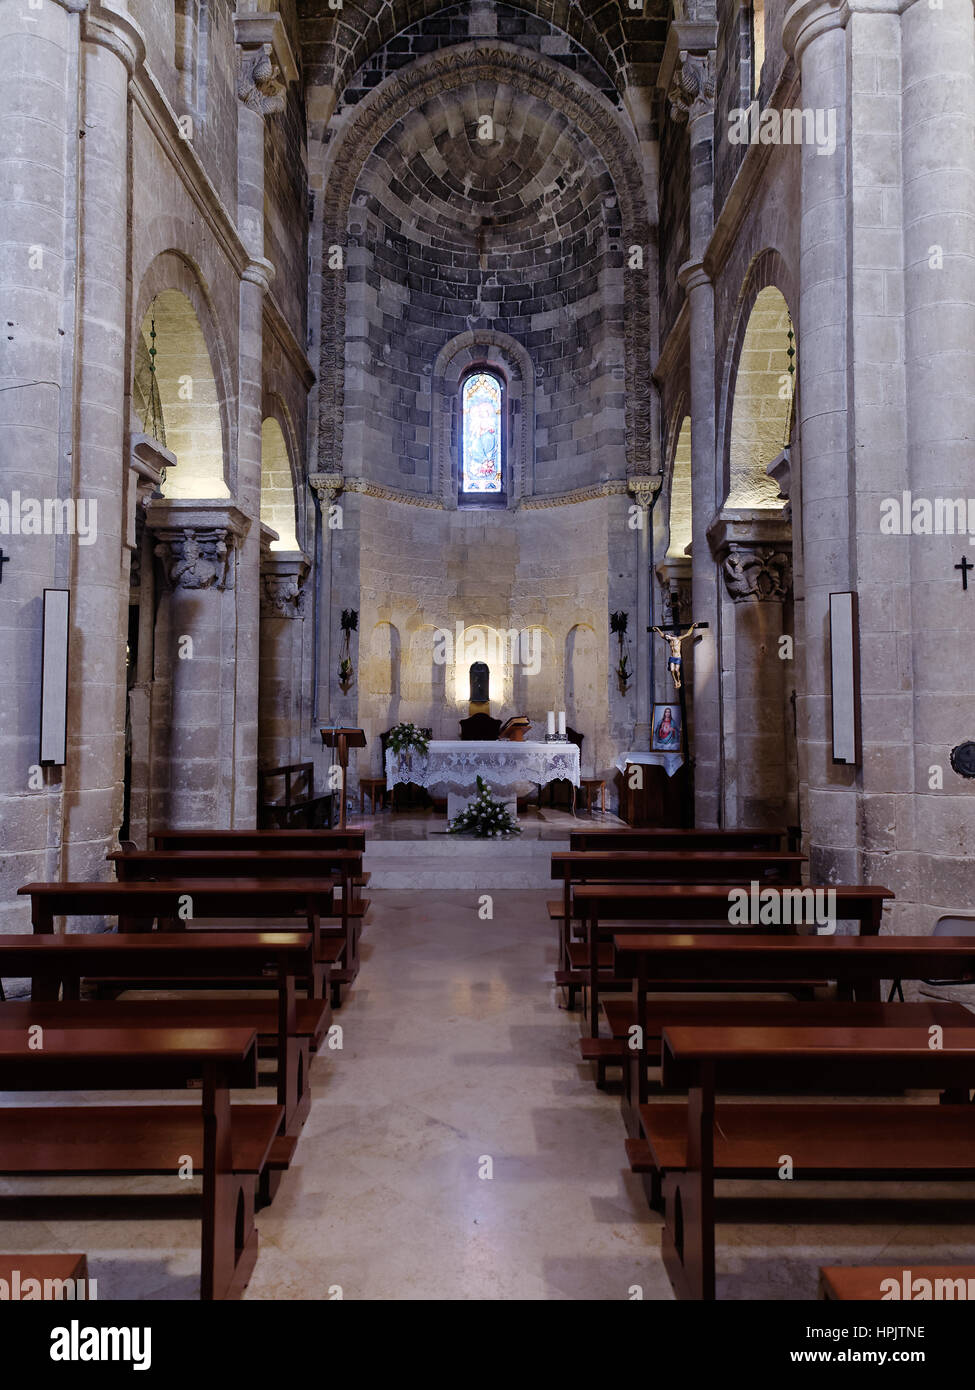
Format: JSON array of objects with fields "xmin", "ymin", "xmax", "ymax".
[
  {"xmin": 669, "ymin": 50, "xmax": 716, "ymax": 123},
  {"xmin": 147, "ymin": 501, "xmax": 251, "ymax": 593}
]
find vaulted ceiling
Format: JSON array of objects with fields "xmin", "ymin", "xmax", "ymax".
[{"xmin": 298, "ymin": 0, "xmax": 673, "ymax": 105}]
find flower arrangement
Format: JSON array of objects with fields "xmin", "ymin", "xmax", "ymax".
[
  {"xmin": 448, "ymin": 776, "xmax": 521, "ymax": 838},
  {"xmin": 387, "ymin": 722, "xmax": 430, "ymax": 756}
]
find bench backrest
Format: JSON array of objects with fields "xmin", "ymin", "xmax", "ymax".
[{"xmin": 569, "ymin": 828, "xmax": 785, "ymax": 852}]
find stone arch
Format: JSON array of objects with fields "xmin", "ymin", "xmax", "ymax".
[
  {"xmin": 564, "ymin": 622, "xmax": 599, "ymax": 747},
  {"xmin": 307, "ymin": 0, "xmax": 630, "ymax": 107},
  {"xmin": 316, "ymin": 43, "xmax": 652, "ymax": 483},
  {"xmin": 260, "ymin": 400, "xmax": 300, "ymax": 551},
  {"xmin": 132, "ymin": 252, "xmax": 234, "ymax": 498},
  {"xmin": 432, "ymin": 331, "xmax": 535, "ymax": 506},
  {"xmin": 511, "ymin": 624, "xmax": 555, "ymax": 717},
  {"xmin": 717, "ymin": 250, "xmax": 797, "ymax": 508},
  {"xmin": 365, "ymin": 620, "xmax": 401, "ymax": 699},
  {"xmin": 667, "ymin": 415, "xmax": 693, "ymax": 559}
]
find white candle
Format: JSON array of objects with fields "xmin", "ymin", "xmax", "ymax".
[
  {"xmin": 558, "ymin": 710, "xmax": 566, "ymax": 737},
  {"xmin": 547, "ymin": 711, "xmax": 555, "ymax": 737}
]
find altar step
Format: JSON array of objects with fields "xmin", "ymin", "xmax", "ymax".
[{"xmin": 363, "ymin": 835, "xmax": 570, "ymax": 890}]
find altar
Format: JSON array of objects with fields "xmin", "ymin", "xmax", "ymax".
[{"xmin": 385, "ymin": 739, "xmax": 581, "ymax": 812}]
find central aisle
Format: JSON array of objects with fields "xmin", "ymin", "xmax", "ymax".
[{"xmin": 245, "ymin": 889, "xmax": 663, "ymax": 1300}]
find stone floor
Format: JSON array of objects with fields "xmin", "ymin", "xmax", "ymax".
[{"xmin": 4, "ymin": 889, "xmax": 975, "ymax": 1300}]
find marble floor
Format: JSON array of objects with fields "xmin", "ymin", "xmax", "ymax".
[{"xmin": 4, "ymin": 890, "xmax": 975, "ymax": 1300}]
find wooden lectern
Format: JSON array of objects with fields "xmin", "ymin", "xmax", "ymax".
[{"xmin": 319, "ymin": 726, "xmax": 366, "ymax": 829}]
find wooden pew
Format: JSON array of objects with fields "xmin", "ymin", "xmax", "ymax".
[
  {"xmin": 19, "ymin": 879, "xmax": 337, "ymax": 998},
  {"xmin": 612, "ymin": 929, "xmax": 962, "ymax": 1117},
  {"xmin": 572, "ymin": 884, "xmax": 894, "ymax": 1050},
  {"xmin": 0, "ymin": 1254, "xmax": 91, "ymax": 1300},
  {"xmin": 108, "ymin": 849, "xmax": 367, "ymax": 1001},
  {"xmin": 550, "ymin": 850, "xmax": 805, "ymax": 995},
  {"xmin": 0, "ymin": 928, "xmax": 318, "ymax": 1151},
  {"xmin": 0, "ymin": 1019, "xmax": 273, "ymax": 1299},
  {"xmin": 819, "ymin": 1265, "xmax": 975, "ymax": 1300},
  {"xmin": 654, "ymin": 1022, "xmax": 975, "ymax": 1300},
  {"xmin": 152, "ymin": 828, "xmax": 366, "ymax": 851},
  {"xmin": 569, "ymin": 828, "xmax": 787, "ymax": 852}
]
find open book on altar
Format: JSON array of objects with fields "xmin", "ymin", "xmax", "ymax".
[{"xmin": 498, "ymin": 716, "xmax": 532, "ymax": 742}]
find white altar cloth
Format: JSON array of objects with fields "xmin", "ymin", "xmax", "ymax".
[
  {"xmin": 386, "ymin": 739, "xmax": 581, "ymax": 794},
  {"xmin": 615, "ymin": 749, "xmax": 684, "ymax": 779}
]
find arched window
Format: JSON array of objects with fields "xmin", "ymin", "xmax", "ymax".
[{"xmin": 460, "ymin": 370, "xmax": 505, "ymax": 505}]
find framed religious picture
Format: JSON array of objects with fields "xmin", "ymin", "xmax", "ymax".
[{"xmin": 651, "ymin": 702, "xmax": 682, "ymax": 753}]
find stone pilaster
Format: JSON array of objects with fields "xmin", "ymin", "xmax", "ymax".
[
  {"xmin": 259, "ymin": 552, "xmax": 310, "ymax": 769},
  {"xmin": 627, "ymin": 475, "xmax": 662, "ymax": 749},
  {"xmin": 147, "ymin": 501, "xmax": 250, "ymax": 828},
  {"xmin": 710, "ymin": 513, "xmax": 793, "ymax": 830},
  {"xmin": 230, "ymin": 10, "xmax": 295, "ymax": 825},
  {"xmin": 309, "ymin": 472, "xmax": 344, "ymax": 722}
]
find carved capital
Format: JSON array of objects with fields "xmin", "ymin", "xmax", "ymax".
[
  {"xmin": 147, "ymin": 501, "xmax": 250, "ymax": 592},
  {"xmin": 309, "ymin": 471, "xmax": 345, "ymax": 508},
  {"xmin": 261, "ymin": 571, "xmax": 306, "ymax": 619},
  {"xmin": 721, "ymin": 545, "xmax": 793, "ymax": 603},
  {"xmin": 54, "ymin": 0, "xmax": 88, "ymax": 11},
  {"xmin": 669, "ymin": 50, "xmax": 716, "ymax": 124},
  {"xmin": 627, "ymin": 474, "xmax": 663, "ymax": 511},
  {"xmin": 708, "ymin": 510, "xmax": 793, "ymax": 603},
  {"xmin": 237, "ymin": 43, "xmax": 286, "ymax": 117}
]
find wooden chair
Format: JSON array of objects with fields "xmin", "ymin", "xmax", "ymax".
[{"xmin": 579, "ymin": 778, "xmax": 606, "ymax": 815}]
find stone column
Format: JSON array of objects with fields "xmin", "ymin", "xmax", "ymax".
[
  {"xmin": 0, "ymin": 0, "xmax": 85, "ymax": 927},
  {"xmin": 783, "ymin": 0, "xmax": 856, "ymax": 877},
  {"xmin": 231, "ymin": 15, "xmax": 294, "ymax": 825},
  {"xmin": 147, "ymin": 501, "xmax": 250, "ymax": 828},
  {"xmin": 627, "ymin": 476, "xmax": 662, "ymax": 749},
  {"xmin": 663, "ymin": 25, "xmax": 720, "ymax": 824},
  {"xmin": 62, "ymin": 2, "xmax": 145, "ymax": 881},
  {"xmin": 259, "ymin": 553, "xmax": 310, "ymax": 768},
  {"xmin": 709, "ymin": 514, "xmax": 794, "ymax": 830},
  {"xmin": 125, "ymin": 435, "xmax": 174, "ymax": 848},
  {"xmin": 900, "ymin": 0, "xmax": 975, "ymax": 919},
  {"xmin": 309, "ymin": 472, "xmax": 344, "ymax": 723}
]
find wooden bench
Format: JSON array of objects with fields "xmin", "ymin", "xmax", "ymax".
[
  {"xmin": 819, "ymin": 1265, "xmax": 975, "ymax": 1300},
  {"xmin": 19, "ymin": 878, "xmax": 338, "ymax": 997},
  {"xmin": 258, "ymin": 762, "xmax": 332, "ymax": 829},
  {"xmin": 0, "ymin": 1021, "xmax": 274, "ymax": 1300},
  {"xmin": 0, "ymin": 1253, "xmax": 91, "ymax": 1300},
  {"xmin": 550, "ymin": 850, "xmax": 806, "ymax": 997},
  {"xmin": 653, "ymin": 1022, "xmax": 975, "ymax": 1300},
  {"xmin": 108, "ymin": 849, "xmax": 368, "ymax": 1003},
  {"xmin": 151, "ymin": 828, "xmax": 366, "ymax": 852},
  {"xmin": 571, "ymin": 885, "xmax": 893, "ymax": 1052},
  {"xmin": 612, "ymin": 930, "xmax": 973, "ymax": 1120},
  {"xmin": 0, "ymin": 928, "xmax": 318, "ymax": 1150},
  {"xmin": 569, "ymin": 828, "xmax": 787, "ymax": 853}
]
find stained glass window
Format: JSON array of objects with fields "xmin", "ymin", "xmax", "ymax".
[{"xmin": 461, "ymin": 372, "xmax": 503, "ymax": 494}]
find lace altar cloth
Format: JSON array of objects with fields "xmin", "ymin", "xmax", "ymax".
[{"xmin": 385, "ymin": 740, "xmax": 581, "ymax": 794}]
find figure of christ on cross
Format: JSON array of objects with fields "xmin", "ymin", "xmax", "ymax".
[{"xmin": 651, "ymin": 622, "xmax": 705, "ymax": 690}]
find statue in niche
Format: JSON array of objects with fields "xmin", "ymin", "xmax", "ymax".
[{"xmin": 469, "ymin": 662, "xmax": 489, "ymax": 706}]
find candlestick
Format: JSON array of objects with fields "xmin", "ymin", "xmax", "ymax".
[
  {"xmin": 546, "ymin": 711, "xmax": 555, "ymax": 737},
  {"xmin": 558, "ymin": 710, "xmax": 566, "ymax": 738}
]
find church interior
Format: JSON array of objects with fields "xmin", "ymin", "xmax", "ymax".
[{"xmin": 1, "ymin": 0, "xmax": 974, "ymax": 1317}]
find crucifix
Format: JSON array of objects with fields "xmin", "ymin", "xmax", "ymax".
[
  {"xmin": 651, "ymin": 620, "xmax": 709, "ymax": 690},
  {"xmin": 0, "ymin": 549, "xmax": 9, "ymax": 585},
  {"xmin": 955, "ymin": 555, "xmax": 972, "ymax": 591}
]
